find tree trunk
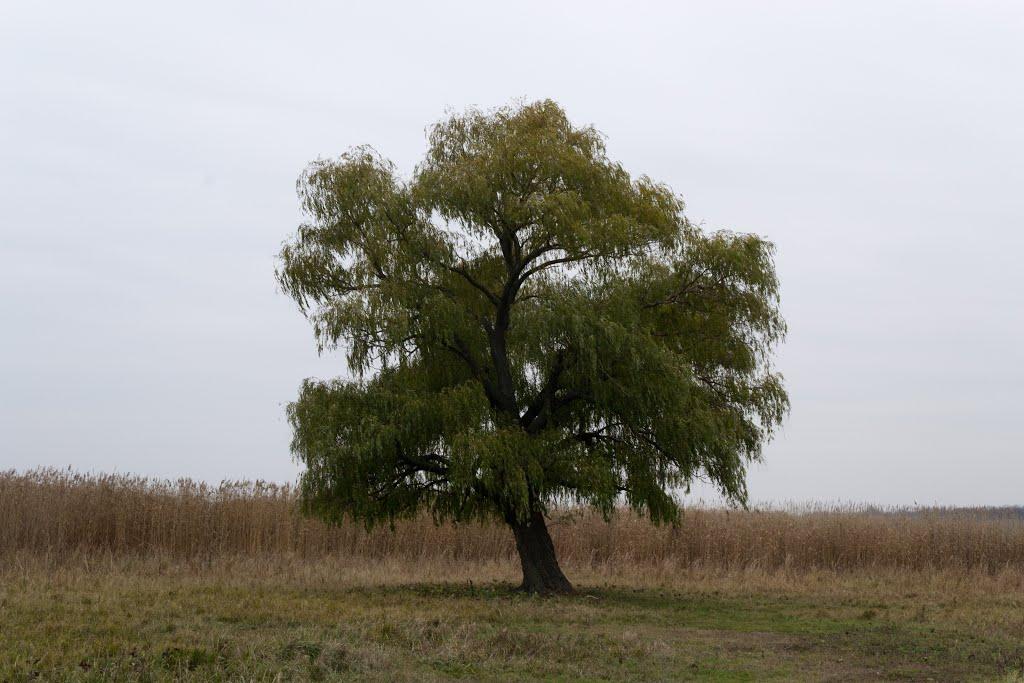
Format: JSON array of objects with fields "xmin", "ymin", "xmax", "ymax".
[{"xmin": 509, "ymin": 509, "xmax": 574, "ymax": 595}]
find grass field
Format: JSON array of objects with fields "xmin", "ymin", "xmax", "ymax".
[
  {"xmin": 2, "ymin": 470, "xmax": 1024, "ymax": 681},
  {"xmin": 4, "ymin": 560, "xmax": 1024, "ymax": 681}
]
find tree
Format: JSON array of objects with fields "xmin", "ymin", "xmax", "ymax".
[{"xmin": 277, "ymin": 100, "xmax": 788, "ymax": 594}]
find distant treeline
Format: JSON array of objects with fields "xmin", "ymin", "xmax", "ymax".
[{"xmin": 902, "ymin": 506, "xmax": 1024, "ymax": 521}]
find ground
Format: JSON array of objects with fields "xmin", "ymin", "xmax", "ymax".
[{"xmin": 2, "ymin": 564, "xmax": 1023, "ymax": 681}]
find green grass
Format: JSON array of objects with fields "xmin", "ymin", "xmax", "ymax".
[{"xmin": 3, "ymin": 571, "xmax": 1023, "ymax": 681}]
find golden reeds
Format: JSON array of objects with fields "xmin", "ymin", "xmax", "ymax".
[{"xmin": 3, "ymin": 468, "xmax": 1023, "ymax": 574}]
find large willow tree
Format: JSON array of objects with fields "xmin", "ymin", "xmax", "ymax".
[{"xmin": 277, "ymin": 100, "xmax": 787, "ymax": 594}]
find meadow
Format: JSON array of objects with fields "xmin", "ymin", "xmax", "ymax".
[{"xmin": 2, "ymin": 468, "xmax": 1024, "ymax": 681}]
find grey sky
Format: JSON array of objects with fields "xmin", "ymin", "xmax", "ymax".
[{"xmin": 2, "ymin": 1, "xmax": 1021, "ymax": 505}]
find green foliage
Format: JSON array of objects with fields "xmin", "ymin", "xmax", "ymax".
[{"xmin": 278, "ymin": 100, "xmax": 788, "ymax": 528}]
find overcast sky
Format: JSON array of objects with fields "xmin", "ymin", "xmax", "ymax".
[{"xmin": 1, "ymin": 1, "xmax": 1021, "ymax": 505}]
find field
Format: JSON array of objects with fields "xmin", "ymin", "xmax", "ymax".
[{"xmin": 2, "ymin": 470, "xmax": 1024, "ymax": 681}]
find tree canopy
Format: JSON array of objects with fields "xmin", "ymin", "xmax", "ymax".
[{"xmin": 277, "ymin": 100, "xmax": 788, "ymax": 593}]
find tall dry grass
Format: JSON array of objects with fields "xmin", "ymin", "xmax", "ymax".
[{"xmin": 3, "ymin": 468, "xmax": 1024, "ymax": 574}]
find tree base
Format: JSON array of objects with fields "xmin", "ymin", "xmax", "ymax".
[{"xmin": 510, "ymin": 509, "xmax": 574, "ymax": 595}]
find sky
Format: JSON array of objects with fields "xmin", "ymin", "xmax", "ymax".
[{"xmin": 1, "ymin": 1, "xmax": 1021, "ymax": 506}]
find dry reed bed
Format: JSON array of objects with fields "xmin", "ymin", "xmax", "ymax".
[{"xmin": 3, "ymin": 468, "xmax": 1023, "ymax": 573}]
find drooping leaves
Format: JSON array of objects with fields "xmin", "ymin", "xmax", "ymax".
[{"xmin": 278, "ymin": 100, "xmax": 788, "ymax": 528}]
